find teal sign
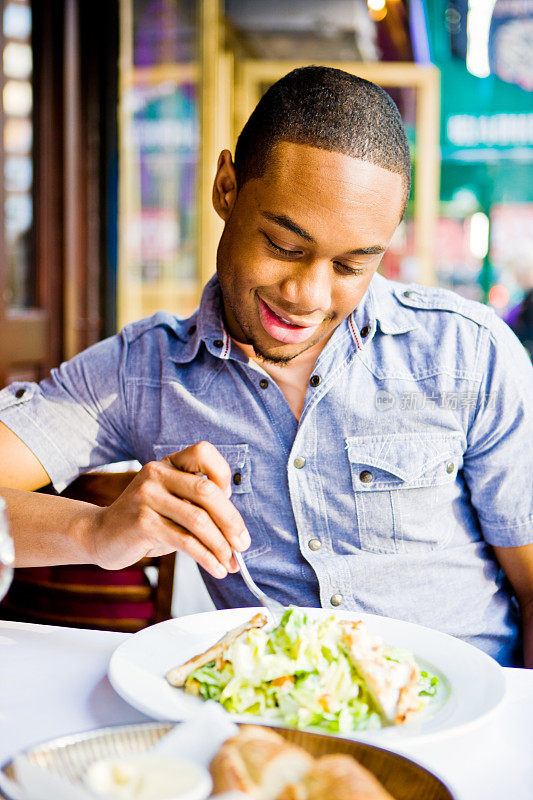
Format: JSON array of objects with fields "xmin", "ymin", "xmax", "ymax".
[{"xmin": 425, "ymin": 1, "xmax": 533, "ymax": 158}]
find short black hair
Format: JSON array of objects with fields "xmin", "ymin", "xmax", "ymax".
[{"xmin": 234, "ymin": 65, "xmax": 411, "ymax": 210}]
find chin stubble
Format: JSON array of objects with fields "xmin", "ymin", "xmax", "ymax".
[{"xmin": 250, "ymin": 342, "xmax": 299, "ymax": 365}]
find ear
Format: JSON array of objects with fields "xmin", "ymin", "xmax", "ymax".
[{"xmin": 212, "ymin": 149, "xmax": 238, "ymax": 221}]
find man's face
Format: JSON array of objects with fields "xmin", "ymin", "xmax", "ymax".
[{"xmin": 215, "ymin": 141, "xmax": 405, "ymax": 363}]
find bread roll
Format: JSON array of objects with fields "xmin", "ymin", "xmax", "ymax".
[
  {"xmin": 299, "ymin": 754, "xmax": 394, "ymax": 800},
  {"xmin": 210, "ymin": 727, "xmax": 394, "ymax": 800},
  {"xmin": 210, "ymin": 726, "xmax": 313, "ymax": 800}
]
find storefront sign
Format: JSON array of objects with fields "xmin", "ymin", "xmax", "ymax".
[{"xmin": 447, "ymin": 112, "xmax": 533, "ymax": 147}]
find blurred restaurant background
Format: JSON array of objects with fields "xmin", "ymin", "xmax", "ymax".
[
  {"xmin": 0, "ymin": 0, "xmax": 532, "ymax": 625},
  {"xmin": 0, "ymin": 0, "xmax": 532, "ymax": 390}
]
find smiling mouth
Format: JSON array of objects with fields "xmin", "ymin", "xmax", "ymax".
[
  {"xmin": 261, "ymin": 298, "xmax": 318, "ymax": 327},
  {"xmin": 257, "ymin": 297, "xmax": 321, "ymax": 344}
]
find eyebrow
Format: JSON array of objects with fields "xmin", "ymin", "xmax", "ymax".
[
  {"xmin": 260, "ymin": 211, "xmax": 386, "ymax": 256},
  {"xmin": 347, "ymin": 245, "xmax": 385, "ymax": 256},
  {"xmin": 261, "ymin": 212, "xmax": 315, "ymax": 242}
]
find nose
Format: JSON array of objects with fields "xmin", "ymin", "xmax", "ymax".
[{"xmin": 278, "ymin": 259, "xmax": 332, "ymax": 314}]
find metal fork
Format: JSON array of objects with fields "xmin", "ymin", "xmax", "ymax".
[{"xmin": 232, "ymin": 549, "xmax": 285, "ymax": 625}]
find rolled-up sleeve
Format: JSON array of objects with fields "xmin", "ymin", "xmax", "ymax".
[
  {"xmin": 463, "ymin": 312, "xmax": 533, "ymax": 546},
  {"xmin": 0, "ymin": 331, "xmax": 134, "ymax": 492}
]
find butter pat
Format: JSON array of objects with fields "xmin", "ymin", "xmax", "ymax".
[{"xmin": 83, "ymin": 755, "xmax": 212, "ymax": 800}]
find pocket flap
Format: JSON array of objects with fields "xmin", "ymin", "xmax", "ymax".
[
  {"xmin": 153, "ymin": 443, "xmax": 251, "ymax": 493},
  {"xmin": 345, "ymin": 432, "xmax": 464, "ymax": 488}
]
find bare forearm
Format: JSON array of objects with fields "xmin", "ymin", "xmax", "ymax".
[
  {"xmin": 0, "ymin": 445, "xmax": 251, "ymax": 577},
  {"xmin": 492, "ymin": 545, "xmax": 533, "ymax": 669},
  {"xmin": 522, "ymin": 602, "xmax": 533, "ymax": 669},
  {"xmin": 0, "ymin": 487, "xmax": 100, "ymax": 567}
]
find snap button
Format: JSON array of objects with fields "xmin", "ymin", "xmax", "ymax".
[
  {"xmin": 403, "ymin": 290, "xmax": 414, "ymax": 298},
  {"xmin": 233, "ymin": 472, "xmax": 242, "ymax": 485},
  {"xmin": 259, "ymin": 378, "xmax": 269, "ymax": 389},
  {"xmin": 309, "ymin": 374, "xmax": 321, "ymax": 388},
  {"xmin": 213, "ymin": 339, "xmax": 224, "ymax": 348},
  {"xmin": 330, "ymin": 593, "xmax": 343, "ymax": 607},
  {"xmin": 15, "ymin": 388, "xmax": 25, "ymax": 399},
  {"xmin": 188, "ymin": 325, "xmax": 197, "ymax": 335},
  {"xmin": 308, "ymin": 538, "xmax": 322, "ymax": 551},
  {"xmin": 446, "ymin": 461, "xmax": 455, "ymax": 474},
  {"xmin": 360, "ymin": 325, "xmax": 370, "ymax": 338},
  {"xmin": 359, "ymin": 470, "xmax": 373, "ymax": 484},
  {"xmin": 293, "ymin": 457, "xmax": 306, "ymax": 469}
]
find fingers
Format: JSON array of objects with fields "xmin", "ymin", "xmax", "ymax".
[
  {"xmin": 177, "ymin": 528, "xmax": 232, "ymax": 579},
  {"xmin": 121, "ymin": 442, "xmax": 253, "ymax": 579},
  {"xmin": 172, "ymin": 470, "xmax": 249, "ymax": 549},
  {"xmin": 160, "ymin": 444, "xmax": 251, "ymax": 553},
  {"xmin": 165, "ymin": 441, "xmax": 233, "ymax": 496},
  {"xmin": 144, "ymin": 514, "xmax": 234, "ymax": 579},
  {"xmin": 153, "ymin": 489, "xmax": 238, "ymax": 572}
]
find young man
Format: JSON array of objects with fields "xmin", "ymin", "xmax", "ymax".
[{"xmin": 0, "ymin": 67, "xmax": 532, "ymax": 666}]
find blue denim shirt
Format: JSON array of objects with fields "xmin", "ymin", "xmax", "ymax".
[{"xmin": 1, "ymin": 273, "xmax": 532, "ymax": 665}]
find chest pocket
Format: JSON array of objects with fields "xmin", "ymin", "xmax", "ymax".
[
  {"xmin": 153, "ymin": 443, "xmax": 269, "ymax": 560},
  {"xmin": 345, "ymin": 433, "xmax": 464, "ymax": 554}
]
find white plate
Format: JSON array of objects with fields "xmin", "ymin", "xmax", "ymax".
[{"xmin": 108, "ymin": 607, "xmax": 506, "ymax": 745}]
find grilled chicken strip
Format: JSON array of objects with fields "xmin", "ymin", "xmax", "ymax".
[
  {"xmin": 339, "ymin": 620, "xmax": 420, "ymax": 724},
  {"xmin": 166, "ymin": 612, "xmax": 268, "ymax": 688}
]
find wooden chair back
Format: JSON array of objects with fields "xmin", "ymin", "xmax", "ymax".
[{"xmin": 1, "ymin": 472, "xmax": 176, "ymax": 632}]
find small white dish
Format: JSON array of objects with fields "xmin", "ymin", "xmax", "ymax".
[{"xmin": 83, "ymin": 754, "xmax": 212, "ymax": 800}]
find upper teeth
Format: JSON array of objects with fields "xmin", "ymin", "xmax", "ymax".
[{"xmin": 276, "ymin": 311, "xmax": 296, "ymax": 325}]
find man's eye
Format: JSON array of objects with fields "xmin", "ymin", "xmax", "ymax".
[
  {"xmin": 263, "ymin": 233, "xmax": 301, "ymax": 257},
  {"xmin": 334, "ymin": 262, "xmax": 365, "ymax": 276}
]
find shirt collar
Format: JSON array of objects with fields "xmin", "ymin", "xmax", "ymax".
[
  {"xmin": 344, "ymin": 272, "xmax": 419, "ymax": 352},
  {"xmin": 170, "ymin": 274, "xmax": 231, "ymax": 364},
  {"xmin": 366, "ymin": 272, "xmax": 421, "ymax": 336},
  {"xmin": 171, "ymin": 271, "xmax": 419, "ymax": 365},
  {"xmin": 197, "ymin": 273, "xmax": 232, "ymax": 358}
]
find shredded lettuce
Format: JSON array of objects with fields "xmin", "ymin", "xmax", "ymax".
[
  {"xmin": 184, "ymin": 608, "xmax": 438, "ymax": 733},
  {"xmin": 419, "ymin": 670, "xmax": 440, "ymax": 697}
]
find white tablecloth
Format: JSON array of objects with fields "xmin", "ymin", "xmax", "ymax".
[{"xmin": 1, "ymin": 620, "xmax": 532, "ymax": 800}]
